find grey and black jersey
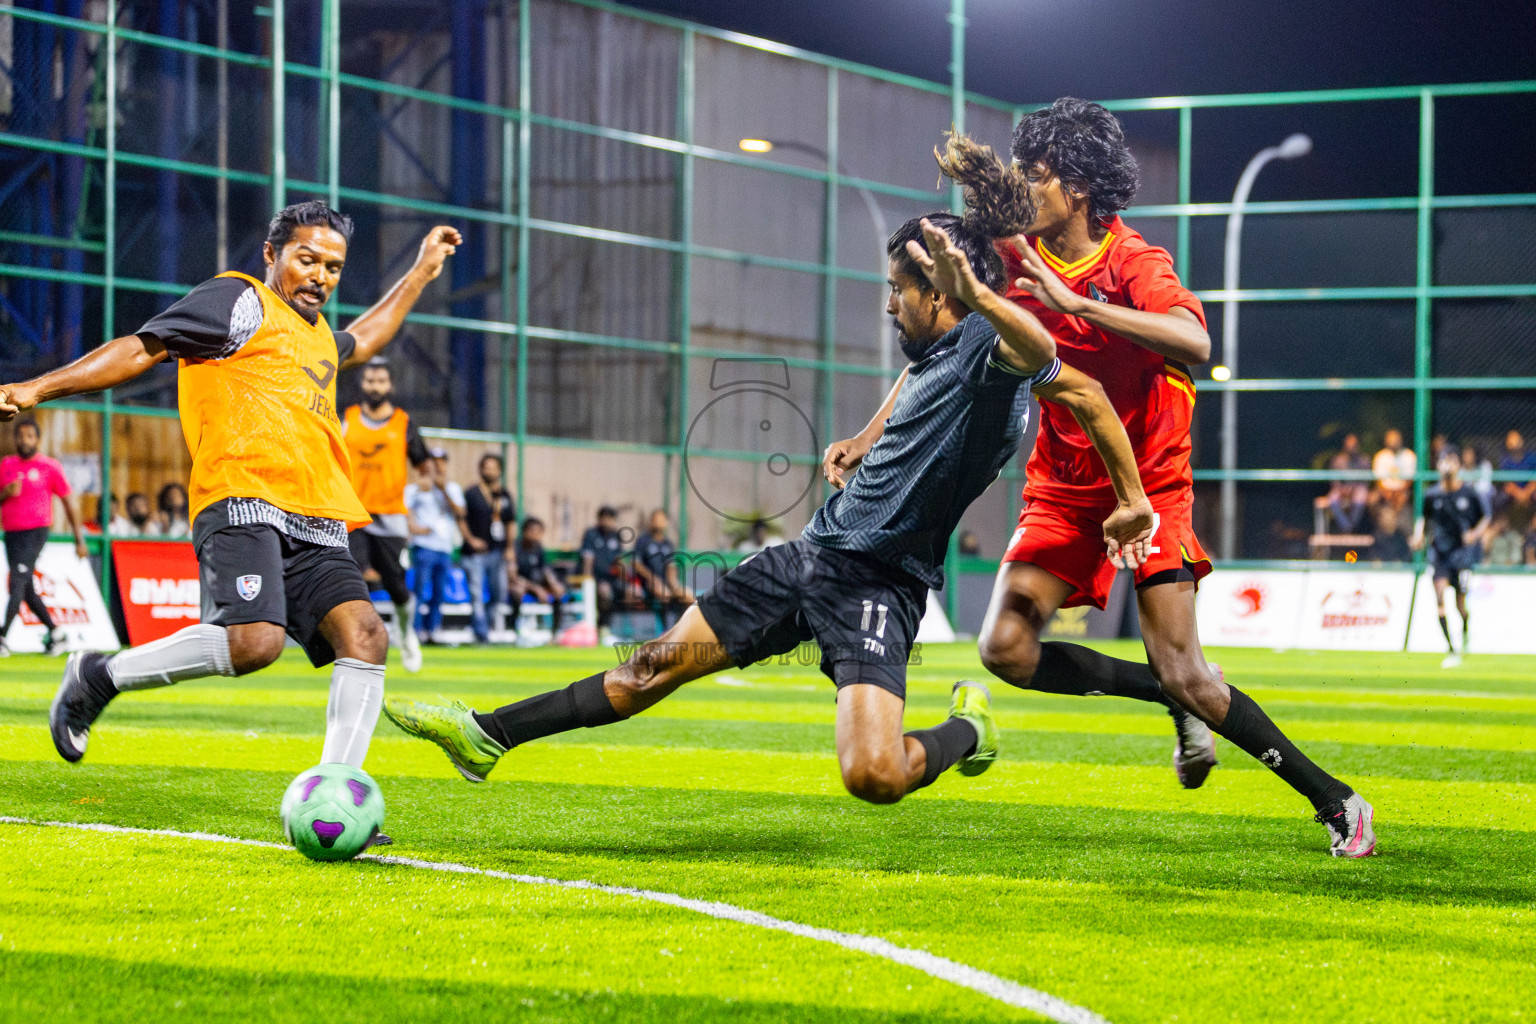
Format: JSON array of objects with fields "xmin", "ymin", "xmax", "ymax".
[
  {"xmin": 1423, "ymin": 484, "xmax": 1488, "ymax": 555},
  {"xmin": 803, "ymin": 312, "xmax": 1060, "ymax": 588}
]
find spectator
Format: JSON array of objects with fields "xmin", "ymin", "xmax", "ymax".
[
  {"xmin": 1526, "ymin": 520, "xmax": 1536, "ymax": 566},
  {"xmin": 1483, "ymin": 511, "xmax": 1524, "ymax": 566},
  {"xmin": 461, "ymin": 453, "xmax": 516, "ymax": 643},
  {"xmin": 153, "ymin": 482, "xmax": 191, "ymax": 538},
  {"xmin": 1327, "ymin": 433, "xmax": 1371, "ymax": 533},
  {"xmin": 104, "ymin": 493, "xmax": 132, "ymax": 536},
  {"xmin": 1429, "ymin": 432, "xmax": 1450, "ymax": 469},
  {"xmin": 403, "ymin": 448, "xmax": 466, "ymax": 644},
  {"xmin": 121, "ymin": 492, "xmax": 154, "ymax": 535},
  {"xmin": 734, "ymin": 518, "xmax": 784, "ymax": 554},
  {"xmin": 579, "ymin": 506, "xmax": 625, "ymax": 640},
  {"xmin": 511, "ymin": 517, "xmax": 566, "ymax": 636},
  {"xmin": 1371, "ymin": 429, "xmax": 1417, "ymax": 515},
  {"xmin": 631, "ymin": 508, "xmax": 693, "ymax": 629},
  {"xmin": 1, "ymin": 416, "xmax": 87, "ymax": 656},
  {"xmin": 1369, "ymin": 502, "xmax": 1411, "ymax": 562},
  {"xmin": 1461, "ymin": 444, "xmax": 1495, "ymax": 510},
  {"xmin": 958, "ymin": 529, "xmax": 983, "ymax": 556},
  {"xmin": 1498, "ymin": 430, "xmax": 1536, "ymax": 524}
]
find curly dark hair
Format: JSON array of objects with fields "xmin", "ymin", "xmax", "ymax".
[
  {"xmin": 1011, "ymin": 97, "xmax": 1139, "ymax": 225},
  {"xmin": 886, "ymin": 212, "xmax": 1005, "ymax": 293},
  {"xmin": 265, "ymin": 200, "xmax": 355, "ymax": 253},
  {"xmin": 934, "ymin": 131, "xmax": 1036, "ymax": 238}
]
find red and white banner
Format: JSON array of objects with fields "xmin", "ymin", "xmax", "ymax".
[
  {"xmin": 1294, "ymin": 570, "xmax": 1416, "ymax": 651},
  {"xmin": 112, "ymin": 540, "xmax": 200, "ymax": 645},
  {"xmin": 1198, "ymin": 567, "xmax": 1418, "ymax": 651},
  {"xmin": 0, "ymin": 542, "xmax": 120, "ymax": 652},
  {"xmin": 1407, "ymin": 571, "xmax": 1536, "ymax": 655},
  {"xmin": 1196, "ymin": 569, "xmax": 1306, "ymax": 649}
]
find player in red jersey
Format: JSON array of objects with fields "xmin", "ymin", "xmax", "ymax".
[{"xmin": 840, "ymin": 104, "xmax": 1370, "ymax": 856}]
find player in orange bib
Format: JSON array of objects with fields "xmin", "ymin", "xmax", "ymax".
[
  {"xmin": 930, "ymin": 104, "xmax": 1373, "ymax": 856},
  {"xmin": 342, "ymin": 359, "xmax": 429, "ymax": 672},
  {"xmin": 0, "ymin": 201, "xmax": 459, "ymax": 779}
]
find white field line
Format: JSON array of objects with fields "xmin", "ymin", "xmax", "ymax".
[{"xmin": 0, "ymin": 816, "xmax": 1112, "ymax": 1024}]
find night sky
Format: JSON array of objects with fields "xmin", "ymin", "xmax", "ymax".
[{"xmin": 619, "ymin": 0, "xmax": 1535, "ymax": 102}]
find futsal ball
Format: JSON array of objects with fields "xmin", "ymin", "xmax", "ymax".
[{"xmin": 280, "ymin": 763, "xmax": 386, "ymax": 862}]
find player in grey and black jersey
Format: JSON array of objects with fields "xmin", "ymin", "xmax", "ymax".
[
  {"xmin": 1412, "ymin": 451, "xmax": 1491, "ymax": 666},
  {"xmin": 380, "ymin": 212, "xmax": 1159, "ymax": 805}
]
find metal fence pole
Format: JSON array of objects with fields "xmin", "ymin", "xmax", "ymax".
[
  {"xmin": 324, "ymin": 0, "xmax": 339, "ymax": 210},
  {"xmin": 270, "ymin": 0, "xmax": 285, "ymax": 214},
  {"xmin": 819, "ymin": 68, "xmax": 839, "ymax": 526},
  {"xmin": 1176, "ymin": 105, "xmax": 1192, "ymax": 281},
  {"xmin": 1413, "ymin": 90, "xmax": 1434, "ymax": 565},
  {"xmin": 98, "ymin": 0, "xmax": 118, "ymax": 599},
  {"xmin": 514, "ymin": 0, "xmax": 532, "ymax": 518},
  {"xmin": 215, "ymin": 0, "xmax": 228, "ymax": 269},
  {"xmin": 947, "ymin": 0, "xmax": 965, "ymax": 213},
  {"xmin": 945, "ymin": 0, "xmax": 966, "ymax": 619},
  {"xmin": 675, "ymin": 28, "xmax": 696, "ymax": 549},
  {"xmin": 500, "ymin": 120, "xmax": 514, "ymax": 436},
  {"xmin": 322, "ymin": 0, "xmax": 339, "ymax": 324}
]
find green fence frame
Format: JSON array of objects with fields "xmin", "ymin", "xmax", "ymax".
[{"xmin": 3, "ymin": 1, "xmax": 1534, "ymax": 614}]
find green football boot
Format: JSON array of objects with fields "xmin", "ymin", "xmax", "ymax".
[
  {"xmin": 383, "ymin": 696, "xmax": 507, "ymax": 783},
  {"xmin": 949, "ymin": 679, "xmax": 1000, "ymax": 777}
]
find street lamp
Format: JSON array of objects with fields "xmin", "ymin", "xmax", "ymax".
[
  {"xmin": 1219, "ymin": 132, "xmax": 1312, "ymax": 560},
  {"xmin": 738, "ymin": 138, "xmax": 895, "ymax": 388}
]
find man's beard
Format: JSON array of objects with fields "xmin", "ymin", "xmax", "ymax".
[
  {"xmin": 362, "ymin": 392, "xmax": 391, "ymax": 410},
  {"xmin": 897, "ymin": 330, "xmax": 933, "ymax": 363},
  {"xmin": 16, "ymin": 447, "xmax": 36, "ymax": 459}
]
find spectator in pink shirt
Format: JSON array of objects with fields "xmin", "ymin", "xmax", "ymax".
[{"xmin": 1, "ymin": 417, "xmax": 88, "ymax": 656}]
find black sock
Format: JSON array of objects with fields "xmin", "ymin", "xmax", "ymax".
[
  {"xmin": 1215, "ymin": 686, "xmax": 1351, "ymax": 810},
  {"xmin": 1438, "ymin": 614, "xmax": 1454, "ymax": 652},
  {"xmin": 1029, "ymin": 642, "xmax": 1173, "ymax": 707},
  {"xmin": 473, "ymin": 673, "xmax": 624, "ymax": 749},
  {"xmin": 1461, "ymin": 614, "xmax": 1470, "ymax": 648},
  {"xmin": 905, "ymin": 717, "xmax": 978, "ymax": 789},
  {"xmin": 84, "ymin": 653, "xmax": 120, "ymax": 706}
]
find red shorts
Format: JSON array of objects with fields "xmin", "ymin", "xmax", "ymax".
[{"xmin": 1002, "ymin": 491, "xmax": 1213, "ymax": 610}]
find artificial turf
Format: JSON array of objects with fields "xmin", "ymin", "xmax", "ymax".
[{"xmin": 2, "ymin": 641, "xmax": 1533, "ymax": 1022}]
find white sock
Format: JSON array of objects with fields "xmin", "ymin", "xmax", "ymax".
[
  {"xmin": 321, "ymin": 658, "xmax": 385, "ymax": 767},
  {"xmin": 108, "ymin": 624, "xmax": 235, "ymax": 691}
]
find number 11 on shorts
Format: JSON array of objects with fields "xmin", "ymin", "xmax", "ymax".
[{"xmin": 860, "ymin": 600, "xmax": 888, "ymax": 638}]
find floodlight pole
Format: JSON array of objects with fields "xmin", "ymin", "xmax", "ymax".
[{"xmin": 1219, "ymin": 134, "xmax": 1311, "ymax": 560}]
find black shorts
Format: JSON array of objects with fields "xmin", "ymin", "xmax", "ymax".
[
  {"xmin": 348, "ymin": 529, "xmax": 409, "ymax": 604},
  {"xmin": 4, "ymin": 526, "xmax": 50, "ymax": 578},
  {"xmin": 198, "ymin": 523, "xmax": 372, "ymax": 667},
  {"xmin": 696, "ymin": 539, "xmax": 927, "ymax": 700},
  {"xmin": 1430, "ymin": 546, "xmax": 1476, "ymax": 587}
]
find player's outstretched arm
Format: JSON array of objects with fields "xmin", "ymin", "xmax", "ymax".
[
  {"xmin": 822, "ymin": 367, "xmax": 908, "ymax": 489},
  {"xmin": 1033, "ymin": 363, "xmax": 1155, "ymax": 568},
  {"xmin": 1007, "ymin": 239, "xmax": 1211, "ymax": 364},
  {"xmin": 341, "ymin": 225, "xmax": 462, "ymax": 369},
  {"xmin": 908, "ymin": 219, "xmax": 1056, "ymax": 375},
  {"xmin": 0, "ymin": 333, "xmax": 170, "ymax": 421}
]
